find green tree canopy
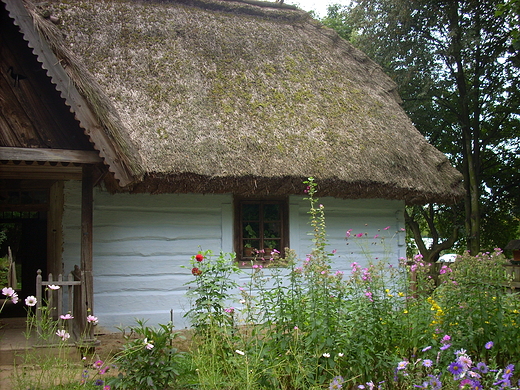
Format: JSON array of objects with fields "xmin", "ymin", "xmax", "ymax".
[{"xmin": 323, "ymin": 0, "xmax": 520, "ymax": 258}]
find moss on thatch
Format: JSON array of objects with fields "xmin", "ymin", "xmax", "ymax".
[{"xmin": 18, "ymin": 0, "xmax": 462, "ymax": 204}]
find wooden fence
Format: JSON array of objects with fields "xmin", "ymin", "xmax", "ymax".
[{"xmin": 35, "ymin": 269, "xmax": 82, "ymax": 340}]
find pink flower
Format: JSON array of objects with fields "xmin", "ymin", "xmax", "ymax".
[
  {"xmin": 56, "ymin": 329, "xmax": 70, "ymax": 341},
  {"xmin": 87, "ymin": 315, "xmax": 99, "ymax": 324},
  {"xmin": 383, "ymin": 226, "xmax": 390, "ymax": 230},
  {"xmin": 2, "ymin": 287, "xmax": 15, "ymax": 297},
  {"xmin": 25, "ymin": 296, "xmax": 37, "ymax": 306},
  {"xmin": 60, "ymin": 313, "xmax": 74, "ymax": 320},
  {"xmin": 225, "ymin": 307, "xmax": 235, "ymax": 313},
  {"xmin": 48, "ymin": 285, "xmax": 60, "ymax": 290},
  {"xmin": 356, "ymin": 233, "xmax": 364, "ymax": 238},
  {"xmin": 144, "ymin": 338, "xmax": 154, "ymax": 350},
  {"xmin": 93, "ymin": 360, "xmax": 104, "ymax": 369}
]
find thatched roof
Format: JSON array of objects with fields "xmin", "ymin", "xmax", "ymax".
[{"xmin": 6, "ymin": 0, "xmax": 463, "ymax": 203}]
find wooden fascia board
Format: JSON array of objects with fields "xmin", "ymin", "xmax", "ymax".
[
  {"xmin": 0, "ymin": 146, "xmax": 103, "ymax": 164},
  {"xmin": 3, "ymin": 0, "xmax": 135, "ymax": 187}
]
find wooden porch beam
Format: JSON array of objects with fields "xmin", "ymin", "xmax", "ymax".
[
  {"xmin": 81, "ymin": 164, "xmax": 94, "ymax": 340},
  {"xmin": 0, "ymin": 146, "xmax": 103, "ymax": 164}
]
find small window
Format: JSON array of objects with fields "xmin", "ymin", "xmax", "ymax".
[{"xmin": 235, "ymin": 198, "xmax": 288, "ymax": 261}]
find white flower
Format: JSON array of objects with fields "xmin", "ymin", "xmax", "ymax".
[
  {"xmin": 323, "ymin": 353, "xmax": 330, "ymax": 358},
  {"xmin": 56, "ymin": 329, "xmax": 70, "ymax": 341},
  {"xmin": 338, "ymin": 353, "xmax": 344, "ymax": 357},
  {"xmin": 11, "ymin": 293, "xmax": 19, "ymax": 304},
  {"xmin": 48, "ymin": 285, "xmax": 60, "ymax": 290},
  {"xmin": 25, "ymin": 296, "xmax": 37, "ymax": 307},
  {"xmin": 86, "ymin": 315, "xmax": 99, "ymax": 325},
  {"xmin": 143, "ymin": 338, "xmax": 154, "ymax": 350},
  {"xmin": 235, "ymin": 350, "xmax": 245, "ymax": 355}
]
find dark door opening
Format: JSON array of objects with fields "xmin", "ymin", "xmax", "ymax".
[{"xmin": 0, "ymin": 182, "xmax": 49, "ymax": 318}]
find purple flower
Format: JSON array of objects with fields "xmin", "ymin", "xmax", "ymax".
[
  {"xmin": 448, "ymin": 361, "xmax": 464, "ymax": 377},
  {"xmin": 485, "ymin": 341, "xmax": 493, "ymax": 350},
  {"xmin": 427, "ymin": 375, "xmax": 442, "ymax": 390},
  {"xmin": 503, "ymin": 364, "xmax": 515, "ymax": 379},
  {"xmin": 476, "ymin": 362, "xmax": 489, "ymax": 373},
  {"xmin": 440, "ymin": 344, "xmax": 451, "ymax": 351},
  {"xmin": 329, "ymin": 376, "xmax": 343, "ymax": 390},
  {"xmin": 422, "ymin": 359, "xmax": 433, "ymax": 368},
  {"xmin": 422, "ymin": 346, "xmax": 432, "ymax": 352}
]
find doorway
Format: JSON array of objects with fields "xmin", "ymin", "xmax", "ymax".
[{"xmin": 0, "ymin": 181, "xmax": 51, "ymax": 317}]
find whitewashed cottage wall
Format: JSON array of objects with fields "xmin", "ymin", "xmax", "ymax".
[{"xmin": 62, "ymin": 181, "xmax": 406, "ymax": 331}]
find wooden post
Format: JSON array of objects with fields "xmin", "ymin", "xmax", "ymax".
[{"xmin": 81, "ymin": 164, "xmax": 94, "ymax": 341}]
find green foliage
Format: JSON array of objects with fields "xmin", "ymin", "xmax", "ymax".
[
  {"xmin": 183, "ymin": 250, "xmax": 241, "ymax": 330},
  {"xmin": 108, "ymin": 319, "xmax": 186, "ymax": 390},
  {"xmin": 328, "ymin": 0, "xmax": 520, "ymax": 254},
  {"xmin": 432, "ymin": 250, "xmax": 520, "ymax": 364}
]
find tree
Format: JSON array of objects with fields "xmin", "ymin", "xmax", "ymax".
[{"xmin": 324, "ymin": 0, "xmax": 520, "ymax": 256}]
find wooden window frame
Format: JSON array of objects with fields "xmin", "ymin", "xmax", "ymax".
[{"xmin": 234, "ymin": 197, "xmax": 289, "ymax": 263}]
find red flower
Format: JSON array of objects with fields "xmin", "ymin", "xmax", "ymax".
[
  {"xmin": 195, "ymin": 254, "xmax": 204, "ymax": 262},
  {"xmin": 191, "ymin": 267, "xmax": 202, "ymax": 276}
]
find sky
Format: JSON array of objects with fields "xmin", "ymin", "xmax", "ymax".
[{"xmin": 285, "ymin": 0, "xmax": 352, "ymax": 18}]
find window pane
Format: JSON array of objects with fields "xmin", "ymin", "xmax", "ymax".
[
  {"xmin": 242, "ymin": 203, "xmax": 260, "ymax": 220},
  {"xmin": 243, "ymin": 222, "xmax": 259, "ymax": 239},
  {"xmin": 263, "ymin": 222, "xmax": 280, "ymax": 238},
  {"xmin": 263, "ymin": 204, "xmax": 280, "ymax": 221}
]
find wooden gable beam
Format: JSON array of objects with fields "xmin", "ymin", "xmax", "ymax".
[
  {"xmin": 3, "ymin": 0, "xmax": 135, "ymax": 187},
  {"xmin": 0, "ymin": 146, "xmax": 103, "ymax": 164}
]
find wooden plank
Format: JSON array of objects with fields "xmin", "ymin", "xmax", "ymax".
[
  {"xmin": 81, "ymin": 164, "xmax": 94, "ymax": 340},
  {"xmin": 0, "ymin": 147, "xmax": 102, "ymax": 163},
  {"xmin": 3, "ymin": 0, "xmax": 135, "ymax": 186}
]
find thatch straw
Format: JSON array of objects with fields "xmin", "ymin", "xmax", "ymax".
[{"xmin": 26, "ymin": 0, "xmax": 463, "ymax": 204}]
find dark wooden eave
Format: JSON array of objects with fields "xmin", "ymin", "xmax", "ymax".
[
  {"xmin": 0, "ymin": 147, "xmax": 104, "ymax": 180},
  {"xmin": 2, "ymin": 0, "xmax": 135, "ymax": 187}
]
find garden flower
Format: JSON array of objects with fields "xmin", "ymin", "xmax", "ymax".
[
  {"xmin": 323, "ymin": 353, "xmax": 330, "ymax": 358},
  {"xmin": 224, "ymin": 307, "xmax": 234, "ymax": 313},
  {"xmin": 48, "ymin": 284, "xmax": 60, "ymax": 290},
  {"xmin": 94, "ymin": 379, "xmax": 104, "ymax": 386},
  {"xmin": 457, "ymin": 354, "xmax": 472, "ymax": 370},
  {"xmin": 235, "ymin": 349, "xmax": 245, "ymax": 355},
  {"xmin": 338, "ymin": 352, "xmax": 344, "ymax": 357},
  {"xmin": 422, "ymin": 346, "xmax": 432, "ymax": 352},
  {"xmin": 87, "ymin": 315, "xmax": 99, "ymax": 324},
  {"xmin": 10, "ymin": 293, "xmax": 19, "ymax": 304},
  {"xmin": 56, "ymin": 329, "xmax": 70, "ymax": 341},
  {"xmin": 448, "ymin": 361, "xmax": 465, "ymax": 378},
  {"xmin": 330, "ymin": 376, "xmax": 343, "ymax": 389},
  {"xmin": 60, "ymin": 313, "xmax": 74, "ymax": 320},
  {"xmin": 423, "ymin": 359, "xmax": 433, "ymax": 367},
  {"xmin": 440, "ymin": 344, "xmax": 451, "ymax": 350},
  {"xmin": 397, "ymin": 361, "xmax": 408, "ymax": 370},
  {"xmin": 144, "ymin": 338, "xmax": 154, "ymax": 350},
  {"xmin": 476, "ymin": 362, "xmax": 489, "ymax": 373},
  {"xmin": 25, "ymin": 295, "xmax": 37, "ymax": 306},
  {"xmin": 2, "ymin": 287, "xmax": 15, "ymax": 297},
  {"xmin": 93, "ymin": 360, "xmax": 104, "ymax": 369},
  {"xmin": 502, "ymin": 364, "xmax": 514, "ymax": 379},
  {"xmin": 195, "ymin": 254, "xmax": 204, "ymax": 262},
  {"xmin": 191, "ymin": 267, "xmax": 202, "ymax": 276},
  {"xmin": 485, "ymin": 341, "xmax": 493, "ymax": 350},
  {"xmin": 427, "ymin": 375, "xmax": 442, "ymax": 390}
]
